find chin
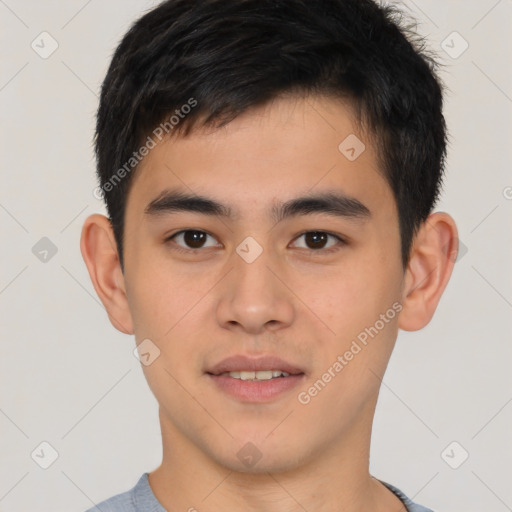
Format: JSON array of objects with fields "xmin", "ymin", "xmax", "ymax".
[{"xmin": 208, "ymin": 433, "xmax": 310, "ymax": 475}]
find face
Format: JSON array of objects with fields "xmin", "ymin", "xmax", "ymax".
[{"xmin": 121, "ymin": 94, "xmax": 405, "ymax": 473}]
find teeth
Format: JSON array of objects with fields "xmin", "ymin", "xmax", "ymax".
[
  {"xmin": 219, "ymin": 370, "xmax": 291, "ymax": 380},
  {"xmin": 255, "ymin": 370, "xmax": 273, "ymax": 380}
]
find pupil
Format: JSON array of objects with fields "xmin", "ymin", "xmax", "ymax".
[
  {"xmin": 306, "ymin": 232, "xmax": 327, "ymax": 249},
  {"xmin": 184, "ymin": 231, "xmax": 206, "ymax": 248},
  {"xmin": 181, "ymin": 231, "xmax": 328, "ymax": 250}
]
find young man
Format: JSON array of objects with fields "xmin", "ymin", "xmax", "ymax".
[{"xmin": 80, "ymin": 0, "xmax": 458, "ymax": 510}]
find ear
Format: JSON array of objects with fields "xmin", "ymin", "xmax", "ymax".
[
  {"xmin": 398, "ymin": 212, "xmax": 459, "ymax": 331},
  {"xmin": 80, "ymin": 213, "xmax": 134, "ymax": 335}
]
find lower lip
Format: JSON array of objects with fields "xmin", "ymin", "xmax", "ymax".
[{"xmin": 208, "ymin": 374, "xmax": 305, "ymax": 403}]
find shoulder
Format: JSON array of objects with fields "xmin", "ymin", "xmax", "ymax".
[
  {"xmin": 84, "ymin": 485, "xmax": 136, "ymax": 512},
  {"xmin": 84, "ymin": 473, "xmax": 165, "ymax": 512},
  {"xmin": 379, "ymin": 480, "xmax": 435, "ymax": 512}
]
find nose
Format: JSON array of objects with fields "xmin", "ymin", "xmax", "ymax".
[{"xmin": 215, "ymin": 242, "xmax": 295, "ymax": 335}]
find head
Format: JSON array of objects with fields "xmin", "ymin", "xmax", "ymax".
[
  {"xmin": 94, "ymin": 0, "xmax": 448, "ymax": 272},
  {"xmin": 81, "ymin": 0, "xmax": 458, "ymax": 474}
]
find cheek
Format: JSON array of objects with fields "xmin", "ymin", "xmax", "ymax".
[
  {"xmin": 126, "ymin": 265, "xmax": 218, "ymax": 380},
  {"xmin": 298, "ymin": 267, "xmax": 373, "ymax": 329},
  {"xmin": 299, "ymin": 251, "xmax": 402, "ymax": 347},
  {"xmin": 125, "ymin": 262, "xmax": 198, "ymax": 340}
]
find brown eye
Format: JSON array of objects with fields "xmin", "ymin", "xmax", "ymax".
[
  {"xmin": 291, "ymin": 231, "xmax": 344, "ymax": 251},
  {"xmin": 169, "ymin": 230, "xmax": 219, "ymax": 250},
  {"xmin": 304, "ymin": 232, "xmax": 328, "ymax": 249},
  {"xmin": 183, "ymin": 230, "xmax": 207, "ymax": 248}
]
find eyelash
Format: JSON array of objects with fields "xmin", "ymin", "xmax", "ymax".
[{"xmin": 164, "ymin": 230, "xmax": 347, "ymax": 255}]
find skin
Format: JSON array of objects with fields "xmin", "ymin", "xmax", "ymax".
[{"xmin": 81, "ymin": 94, "xmax": 458, "ymax": 512}]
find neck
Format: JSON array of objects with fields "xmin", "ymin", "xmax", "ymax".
[{"xmin": 148, "ymin": 402, "xmax": 406, "ymax": 512}]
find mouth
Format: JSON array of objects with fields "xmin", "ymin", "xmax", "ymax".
[
  {"xmin": 206, "ymin": 355, "xmax": 306, "ymax": 402},
  {"xmin": 206, "ymin": 354, "xmax": 305, "ymax": 376},
  {"xmin": 215, "ymin": 370, "xmax": 293, "ymax": 380}
]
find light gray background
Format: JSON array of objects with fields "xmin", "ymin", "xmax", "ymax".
[{"xmin": 1, "ymin": 1, "xmax": 511, "ymax": 510}]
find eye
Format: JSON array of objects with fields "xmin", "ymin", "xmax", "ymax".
[
  {"xmin": 165, "ymin": 229, "xmax": 345, "ymax": 254},
  {"xmin": 166, "ymin": 230, "xmax": 220, "ymax": 252},
  {"xmin": 290, "ymin": 231, "xmax": 345, "ymax": 252}
]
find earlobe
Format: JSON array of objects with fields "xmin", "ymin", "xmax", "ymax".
[
  {"xmin": 80, "ymin": 214, "xmax": 134, "ymax": 335},
  {"xmin": 398, "ymin": 212, "xmax": 458, "ymax": 331}
]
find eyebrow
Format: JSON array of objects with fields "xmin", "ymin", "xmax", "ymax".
[{"xmin": 144, "ymin": 188, "xmax": 371, "ymax": 224}]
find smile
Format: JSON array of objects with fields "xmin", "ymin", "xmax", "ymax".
[{"xmin": 218, "ymin": 370, "xmax": 291, "ymax": 380}]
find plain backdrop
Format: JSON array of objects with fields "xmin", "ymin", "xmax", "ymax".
[{"xmin": 0, "ymin": 1, "xmax": 511, "ymax": 511}]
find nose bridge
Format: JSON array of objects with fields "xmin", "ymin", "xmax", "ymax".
[
  {"xmin": 234, "ymin": 239, "xmax": 274, "ymax": 295},
  {"xmin": 215, "ymin": 235, "xmax": 294, "ymax": 332}
]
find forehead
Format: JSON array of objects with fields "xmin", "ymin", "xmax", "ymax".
[{"xmin": 125, "ymin": 95, "xmax": 395, "ymax": 222}]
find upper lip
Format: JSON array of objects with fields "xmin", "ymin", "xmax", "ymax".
[{"xmin": 207, "ymin": 355, "xmax": 305, "ymax": 376}]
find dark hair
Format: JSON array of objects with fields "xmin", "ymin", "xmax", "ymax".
[{"xmin": 95, "ymin": 0, "xmax": 447, "ymax": 271}]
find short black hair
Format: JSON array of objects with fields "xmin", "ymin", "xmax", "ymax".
[{"xmin": 95, "ymin": 0, "xmax": 447, "ymax": 271}]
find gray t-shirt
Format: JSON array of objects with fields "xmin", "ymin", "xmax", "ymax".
[{"xmin": 84, "ymin": 473, "xmax": 434, "ymax": 511}]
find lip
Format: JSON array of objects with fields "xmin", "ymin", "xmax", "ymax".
[
  {"xmin": 208, "ymin": 374, "xmax": 305, "ymax": 402},
  {"xmin": 206, "ymin": 354, "xmax": 305, "ymax": 376},
  {"xmin": 206, "ymin": 354, "xmax": 306, "ymax": 403}
]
